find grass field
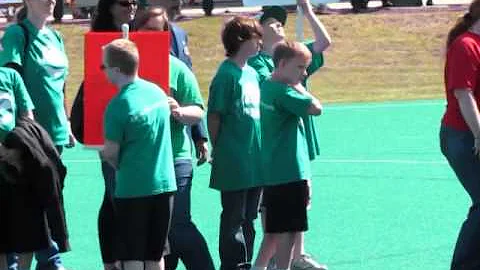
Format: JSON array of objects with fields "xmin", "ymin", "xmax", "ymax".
[
  {"xmin": 55, "ymin": 8, "xmax": 462, "ymax": 105},
  {"xmin": 57, "ymin": 99, "xmax": 468, "ymax": 270}
]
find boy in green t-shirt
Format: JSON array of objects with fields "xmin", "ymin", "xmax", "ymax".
[
  {"xmin": 248, "ymin": 1, "xmax": 331, "ymax": 269},
  {"xmin": 99, "ymin": 39, "xmax": 176, "ymax": 270},
  {"xmin": 207, "ymin": 16, "xmax": 263, "ymax": 270},
  {"xmin": 253, "ymin": 41, "xmax": 322, "ymax": 270}
]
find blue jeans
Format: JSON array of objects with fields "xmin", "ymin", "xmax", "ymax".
[
  {"xmin": 165, "ymin": 160, "xmax": 214, "ymax": 270},
  {"xmin": 440, "ymin": 125, "xmax": 480, "ymax": 270},
  {"xmin": 219, "ymin": 187, "xmax": 261, "ymax": 270}
]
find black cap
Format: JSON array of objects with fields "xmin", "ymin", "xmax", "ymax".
[{"xmin": 259, "ymin": 6, "xmax": 287, "ymax": 26}]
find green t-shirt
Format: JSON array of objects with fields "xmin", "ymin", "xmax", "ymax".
[
  {"xmin": 0, "ymin": 67, "xmax": 34, "ymax": 142},
  {"xmin": 104, "ymin": 78, "xmax": 176, "ymax": 198},
  {"xmin": 208, "ymin": 60, "xmax": 262, "ymax": 191},
  {"xmin": 0, "ymin": 19, "xmax": 69, "ymax": 145},
  {"xmin": 260, "ymin": 79, "xmax": 312, "ymax": 186},
  {"xmin": 169, "ymin": 55, "xmax": 204, "ymax": 160},
  {"xmin": 248, "ymin": 40, "xmax": 323, "ymax": 160}
]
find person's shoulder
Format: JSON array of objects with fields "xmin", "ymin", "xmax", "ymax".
[
  {"xmin": 3, "ymin": 23, "xmax": 24, "ymax": 38},
  {"xmin": 0, "ymin": 66, "xmax": 20, "ymax": 77},
  {"xmin": 169, "ymin": 55, "xmax": 189, "ymax": 71},
  {"xmin": 453, "ymin": 32, "xmax": 480, "ymax": 48},
  {"xmin": 265, "ymin": 79, "xmax": 287, "ymax": 90},
  {"xmin": 169, "ymin": 23, "xmax": 187, "ymax": 36},
  {"xmin": 244, "ymin": 64, "xmax": 261, "ymax": 77}
]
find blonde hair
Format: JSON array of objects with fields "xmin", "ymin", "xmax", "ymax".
[
  {"xmin": 103, "ymin": 39, "xmax": 139, "ymax": 76},
  {"xmin": 272, "ymin": 40, "xmax": 312, "ymax": 68}
]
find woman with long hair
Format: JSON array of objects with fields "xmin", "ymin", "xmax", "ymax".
[
  {"xmin": 136, "ymin": 7, "xmax": 215, "ymax": 270},
  {"xmin": 89, "ymin": 2, "xmax": 137, "ymax": 270},
  {"xmin": 441, "ymin": 0, "xmax": 480, "ymax": 269}
]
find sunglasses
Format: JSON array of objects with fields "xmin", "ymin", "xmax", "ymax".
[{"xmin": 116, "ymin": 1, "xmax": 137, "ymax": 7}]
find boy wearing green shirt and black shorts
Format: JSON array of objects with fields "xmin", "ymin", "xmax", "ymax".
[
  {"xmin": 253, "ymin": 41, "xmax": 323, "ymax": 270},
  {"xmin": 248, "ymin": 1, "xmax": 331, "ymax": 269},
  {"xmin": 100, "ymin": 39, "xmax": 176, "ymax": 270},
  {"xmin": 207, "ymin": 16, "xmax": 263, "ymax": 270}
]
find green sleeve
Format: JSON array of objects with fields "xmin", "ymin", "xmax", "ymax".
[
  {"xmin": 104, "ymin": 98, "xmax": 126, "ymax": 143},
  {"xmin": 248, "ymin": 57, "xmax": 271, "ymax": 84},
  {"xmin": 277, "ymin": 85, "xmax": 313, "ymax": 118},
  {"xmin": 175, "ymin": 65, "xmax": 204, "ymax": 108},
  {"xmin": 11, "ymin": 70, "xmax": 34, "ymax": 112},
  {"xmin": 0, "ymin": 25, "xmax": 26, "ymax": 67},
  {"xmin": 208, "ymin": 72, "xmax": 232, "ymax": 114},
  {"xmin": 305, "ymin": 41, "xmax": 324, "ymax": 76}
]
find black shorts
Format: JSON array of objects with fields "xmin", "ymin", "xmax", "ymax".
[
  {"xmin": 263, "ymin": 181, "xmax": 309, "ymax": 233},
  {"xmin": 114, "ymin": 193, "xmax": 174, "ymax": 261}
]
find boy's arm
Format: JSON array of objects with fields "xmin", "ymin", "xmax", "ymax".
[
  {"xmin": 207, "ymin": 112, "xmax": 221, "ymax": 147},
  {"xmin": 19, "ymin": 110, "xmax": 34, "ymax": 120},
  {"xmin": 298, "ymin": 0, "xmax": 331, "ymax": 54},
  {"xmin": 99, "ymin": 139, "xmax": 120, "ymax": 169},
  {"xmin": 168, "ymin": 96, "xmax": 204, "ymax": 125},
  {"xmin": 291, "ymin": 83, "xmax": 323, "ymax": 115}
]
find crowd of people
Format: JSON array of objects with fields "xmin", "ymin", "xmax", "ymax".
[{"xmin": 1, "ymin": 0, "xmax": 480, "ymax": 269}]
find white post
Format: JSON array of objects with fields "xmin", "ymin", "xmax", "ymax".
[
  {"xmin": 122, "ymin": 23, "xmax": 130, "ymax": 40},
  {"xmin": 296, "ymin": 5, "xmax": 304, "ymax": 42}
]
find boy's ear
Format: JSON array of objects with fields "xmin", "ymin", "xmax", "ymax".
[{"xmin": 278, "ymin": 58, "xmax": 287, "ymax": 68}]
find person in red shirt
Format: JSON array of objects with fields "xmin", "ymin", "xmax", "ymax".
[{"xmin": 441, "ymin": 1, "xmax": 480, "ymax": 269}]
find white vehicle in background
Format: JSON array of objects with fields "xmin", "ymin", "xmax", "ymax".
[{"xmin": 0, "ymin": 0, "xmax": 22, "ymax": 21}]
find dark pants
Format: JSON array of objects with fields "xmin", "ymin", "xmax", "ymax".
[
  {"xmin": 219, "ymin": 187, "xmax": 261, "ymax": 270},
  {"xmin": 98, "ymin": 161, "xmax": 117, "ymax": 264},
  {"xmin": 165, "ymin": 160, "xmax": 214, "ymax": 270},
  {"xmin": 202, "ymin": 0, "xmax": 213, "ymax": 16},
  {"xmin": 53, "ymin": 0, "xmax": 64, "ymax": 21},
  {"xmin": 440, "ymin": 125, "xmax": 480, "ymax": 270}
]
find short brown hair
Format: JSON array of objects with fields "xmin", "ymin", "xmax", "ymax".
[
  {"xmin": 221, "ymin": 16, "xmax": 262, "ymax": 57},
  {"xmin": 272, "ymin": 41, "xmax": 312, "ymax": 68},
  {"xmin": 103, "ymin": 39, "xmax": 139, "ymax": 76},
  {"xmin": 135, "ymin": 7, "xmax": 170, "ymax": 31}
]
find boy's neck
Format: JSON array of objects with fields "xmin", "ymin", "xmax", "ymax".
[
  {"xmin": 115, "ymin": 75, "xmax": 137, "ymax": 89},
  {"xmin": 229, "ymin": 54, "xmax": 248, "ymax": 68},
  {"xmin": 27, "ymin": 14, "xmax": 48, "ymax": 30},
  {"xmin": 271, "ymin": 70, "xmax": 291, "ymax": 85},
  {"xmin": 261, "ymin": 39, "xmax": 284, "ymax": 56}
]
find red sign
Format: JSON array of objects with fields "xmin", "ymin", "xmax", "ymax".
[{"xmin": 83, "ymin": 31, "xmax": 170, "ymax": 146}]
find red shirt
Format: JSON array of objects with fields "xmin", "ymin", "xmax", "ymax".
[{"xmin": 442, "ymin": 31, "xmax": 480, "ymax": 130}]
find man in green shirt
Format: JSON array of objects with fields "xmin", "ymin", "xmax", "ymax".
[
  {"xmin": 165, "ymin": 54, "xmax": 215, "ymax": 270},
  {"xmin": 248, "ymin": 1, "xmax": 331, "ymax": 269},
  {"xmin": 253, "ymin": 41, "xmax": 323, "ymax": 270},
  {"xmin": 100, "ymin": 39, "xmax": 176, "ymax": 270}
]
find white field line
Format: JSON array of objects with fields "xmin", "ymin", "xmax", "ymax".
[
  {"xmin": 63, "ymin": 158, "xmax": 447, "ymax": 165},
  {"xmin": 315, "ymin": 159, "xmax": 447, "ymax": 165},
  {"xmin": 324, "ymin": 101, "xmax": 444, "ymax": 111}
]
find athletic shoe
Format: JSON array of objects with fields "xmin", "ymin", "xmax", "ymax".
[{"xmin": 291, "ymin": 254, "xmax": 328, "ymax": 270}]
